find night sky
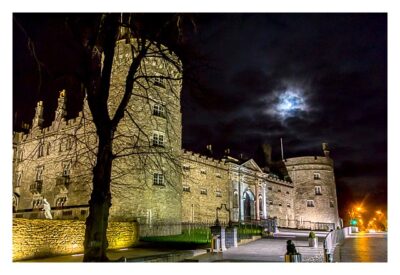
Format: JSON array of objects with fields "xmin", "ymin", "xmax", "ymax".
[{"xmin": 13, "ymin": 13, "xmax": 387, "ymax": 220}]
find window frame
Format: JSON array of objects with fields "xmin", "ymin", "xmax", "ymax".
[
  {"xmin": 153, "ymin": 172, "xmax": 165, "ymax": 186},
  {"xmin": 307, "ymin": 200, "xmax": 315, "ymax": 207},
  {"xmin": 152, "ymin": 132, "xmax": 165, "ymax": 147},
  {"xmin": 152, "ymin": 103, "xmax": 166, "ymax": 118},
  {"xmin": 315, "ymin": 186, "xmax": 322, "ymax": 195}
]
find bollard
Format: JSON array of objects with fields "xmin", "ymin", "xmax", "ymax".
[
  {"xmin": 324, "ymin": 248, "xmax": 333, "ymax": 262},
  {"xmin": 210, "ymin": 235, "xmax": 220, "ymax": 253}
]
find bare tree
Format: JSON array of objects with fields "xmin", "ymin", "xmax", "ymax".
[{"xmin": 13, "ymin": 13, "xmax": 195, "ymax": 262}]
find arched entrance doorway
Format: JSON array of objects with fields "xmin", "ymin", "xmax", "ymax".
[{"xmin": 243, "ymin": 190, "xmax": 255, "ymax": 221}]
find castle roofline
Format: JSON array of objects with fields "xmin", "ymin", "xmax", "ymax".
[{"xmin": 284, "ymin": 155, "xmax": 333, "ymax": 166}]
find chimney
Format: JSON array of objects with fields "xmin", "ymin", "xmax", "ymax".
[
  {"xmin": 206, "ymin": 144, "xmax": 213, "ymax": 156},
  {"xmin": 322, "ymin": 143, "xmax": 330, "ymax": 158},
  {"xmin": 224, "ymin": 148, "xmax": 230, "ymax": 156},
  {"xmin": 262, "ymin": 144, "xmax": 272, "ymax": 166}
]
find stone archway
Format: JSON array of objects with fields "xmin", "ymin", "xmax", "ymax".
[{"xmin": 243, "ymin": 190, "xmax": 255, "ymax": 221}]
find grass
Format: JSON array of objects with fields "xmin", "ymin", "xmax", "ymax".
[
  {"xmin": 140, "ymin": 224, "xmax": 263, "ymax": 248},
  {"xmin": 140, "ymin": 227, "xmax": 212, "ymax": 245}
]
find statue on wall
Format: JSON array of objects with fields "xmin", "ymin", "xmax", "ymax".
[{"xmin": 42, "ymin": 198, "xmax": 53, "ymax": 219}]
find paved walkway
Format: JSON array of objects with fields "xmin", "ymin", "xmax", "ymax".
[
  {"xmin": 187, "ymin": 237, "xmax": 324, "ymax": 262},
  {"xmin": 333, "ymin": 232, "xmax": 387, "ymax": 262},
  {"xmin": 19, "ymin": 236, "xmax": 324, "ymax": 263}
]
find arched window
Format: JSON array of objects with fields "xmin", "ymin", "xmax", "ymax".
[
  {"xmin": 38, "ymin": 141, "xmax": 44, "ymax": 158},
  {"xmin": 56, "ymin": 196, "xmax": 67, "ymax": 208},
  {"xmin": 46, "ymin": 143, "xmax": 51, "ymax": 155},
  {"xmin": 259, "ymin": 196, "xmax": 263, "ymax": 212}
]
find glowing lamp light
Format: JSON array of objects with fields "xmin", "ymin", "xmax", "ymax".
[{"xmin": 350, "ymin": 219, "xmax": 358, "ymax": 226}]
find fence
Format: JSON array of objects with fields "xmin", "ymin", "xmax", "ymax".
[
  {"xmin": 275, "ymin": 218, "xmax": 335, "ymax": 231},
  {"xmin": 139, "ymin": 221, "xmax": 262, "ymax": 243}
]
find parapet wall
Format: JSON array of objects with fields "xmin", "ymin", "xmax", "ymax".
[
  {"xmin": 284, "ymin": 156, "xmax": 333, "ymax": 167},
  {"xmin": 12, "ymin": 218, "xmax": 139, "ymax": 261}
]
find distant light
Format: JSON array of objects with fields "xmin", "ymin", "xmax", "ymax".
[
  {"xmin": 72, "ymin": 253, "xmax": 84, "ymax": 257},
  {"xmin": 119, "ymin": 248, "xmax": 129, "ymax": 251},
  {"xmin": 350, "ymin": 219, "xmax": 358, "ymax": 226}
]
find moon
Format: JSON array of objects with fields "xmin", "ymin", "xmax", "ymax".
[{"xmin": 276, "ymin": 90, "xmax": 307, "ymax": 118}]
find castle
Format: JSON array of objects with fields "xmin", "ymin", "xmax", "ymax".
[{"xmin": 12, "ymin": 38, "xmax": 340, "ymax": 234}]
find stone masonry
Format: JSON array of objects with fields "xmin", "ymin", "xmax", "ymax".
[{"xmin": 12, "ymin": 36, "xmax": 340, "ymax": 235}]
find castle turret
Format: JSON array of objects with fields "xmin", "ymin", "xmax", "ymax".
[
  {"xmin": 51, "ymin": 90, "xmax": 67, "ymax": 129},
  {"xmin": 322, "ymin": 142, "xmax": 330, "ymax": 158},
  {"xmin": 284, "ymin": 145, "xmax": 340, "ymax": 229},
  {"xmin": 55, "ymin": 90, "xmax": 67, "ymax": 120},
  {"xmin": 31, "ymin": 101, "xmax": 44, "ymax": 129}
]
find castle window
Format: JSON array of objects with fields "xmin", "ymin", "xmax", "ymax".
[
  {"xmin": 259, "ymin": 196, "xmax": 263, "ymax": 211},
  {"xmin": 62, "ymin": 161, "xmax": 71, "ymax": 177},
  {"xmin": 36, "ymin": 166, "xmax": 44, "ymax": 181},
  {"xmin": 278, "ymin": 189, "xmax": 281, "ymax": 193},
  {"xmin": 330, "ymin": 201, "xmax": 334, "ymax": 208},
  {"xmin": 183, "ymin": 164, "xmax": 190, "ymax": 172},
  {"xmin": 38, "ymin": 140, "xmax": 44, "ymax": 158},
  {"xmin": 153, "ymin": 104, "xmax": 166, "ymax": 118},
  {"xmin": 18, "ymin": 149, "xmax": 24, "ymax": 162},
  {"xmin": 315, "ymin": 186, "xmax": 322, "ymax": 195},
  {"xmin": 286, "ymin": 191, "xmax": 290, "ymax": 195},
  {"xmin": 16, "ymin": 171, "xmax": 23, "ymax": 187},
  {"xmin": 314, "ymin": 173, "xmax": 321, "ymax": 180},
  {"xmin": 200, "ymin": 169, "xmax": 207, "ymax": 175},
  {"xmin": 32, "ymin": 198, "xmax": 43, "ymax": 209},
  {"xmin": 268, "ymin": 186, "xmax": 272, "ymax": 191},
  {"xmin": 287, "ymin": 203, "xmax": 291, "ymax": 208},
  {"xmin": 307, "ymin": 200, "xmax": 315, "ymax": 207},
  {"xmin": 152, "ymin": 132, "xmax": 165, "ymax": 147},
  {"xmin": 59, "ymin": 138, "xmax": 64, "ymax": 152},
  {"xmin": 278, "ymin": 203, "xmax": 282, "ymax": 206},
  {"xmin": 216, "ymin": 189, "xmax": 222, "ymax": 197},
  {"xmin": 66, "ymin": 138, "xmax": 73, "ymax": 150},
  {"xmin": 153, "ymin": 76, "xmax": 166, "ymax": 88},
  {"xmin": 46, "ymin": 143, "xmax": 51, "ymax": 155},
  {"xmin": 233, "ymin": 191, "xmax": 238, "ymax": 208},
  {"xmin": 55, "ymin": 196, "xmax": 67, "ymax": 207},
  {"xmin": 153, "ymin": 173, "xmax": 164, "ymax": 186},
  {"xmin": 183, "ymin": 185, "xmax": 191, "ymax": 192},
  {"xmin": 269, "ymin": 200, "xmax": 273, "ymax": 205},
  {"xmin": 216, "ymin": 173, "xmax": 221, "ymax": 178},
  {"xmin": 200, "ymin": 188, "xmax": 207, "ymax": 195}
]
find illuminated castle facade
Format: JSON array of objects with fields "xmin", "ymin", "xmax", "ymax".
[{"xmin": 12, "ymin": 38, "xmax": 340, "ymax": 232}]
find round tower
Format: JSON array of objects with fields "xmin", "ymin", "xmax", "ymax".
[
  {"xmin": 284, "ymin": 143, "xmax": 340, "ymax": 229},
  {"xmin": 107, "ymin": 37, "xmax": 183, "ymax": 229}
]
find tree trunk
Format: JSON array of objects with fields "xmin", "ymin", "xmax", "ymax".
[{"xmin": 83, "ymin": 130, "xmax": 113, "ymax": 262}]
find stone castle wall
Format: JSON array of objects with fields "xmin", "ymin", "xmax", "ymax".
[
  {"xmin": 181, "ymin": 151, "xmax": 230, "ymax": 223},
  {"xmin": 107, "ymin": 39, "xmax": 183, "ymax": 225},
  {"xmin": 285, "ymin": 156, "xmax": 340, "ymax": 227},
  {"xmin": 13, "ymin": 39, "xmax": 184, "ymax": 227},
  {"xmin": 13, "ymin": 218, "xmax": 139, "ymax": 261},
  {"xmin": 264, "ymin": 177, "xmax": 295, "ymax": 222}
]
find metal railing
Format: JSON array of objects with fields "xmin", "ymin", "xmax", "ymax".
[
  {"xmin": 275, "ymin": 218, "xmax": 335, "ymax": 231},
  {"xmin": 323, "ymin": 227, "xmax": 347, "ymax": 262}
]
